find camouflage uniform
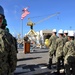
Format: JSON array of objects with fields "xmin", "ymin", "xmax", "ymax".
[
  {"xmin": 5, "ymin": 28, "xmax": 18, "ymax": 53},
  {"xmin": 64, "ymin": 35, "xmax": 68, "ymax": 43},
  {"xmin": 74, "ymin": 39, "xmax": 75, "ymax": 47},
  {"xmin": 56, "ymin": 36, "xmax": 65, "ymax": 74},
  {"xmin": 13, "ymin": 37, "xmax": 18, "ymax": 53},
  {"xmin": 0, "ymin": 28, "xmax": 17, "ymax": 75},
  {"xmin": 64, "ymin": 30, "xmax": 68, "ymax": 43},
  {"xmin": 48, "ymin": 34, "xmax": 58, "ymax": 69},
  {"xmin": 63, "ymin": 40, "xmax": 75, "ymax": 75}
]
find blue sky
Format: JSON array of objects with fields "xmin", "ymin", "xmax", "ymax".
[{"xmin": 0, "ymin": 0, "xmax": 75, "ymax": 37}]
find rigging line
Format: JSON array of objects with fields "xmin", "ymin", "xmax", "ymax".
[
  {"xmin": 29, "ymin": 12, "xmax": 60, "ymax": 19},
  {"xmin": 35, "ymin": 12, "xmax": 60, "ymax": 25},
  {"xmin": 10, "ymin": 25, "xmax": 19, "ymax": 35}
]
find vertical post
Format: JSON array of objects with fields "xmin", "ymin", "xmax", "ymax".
[
  {"xmin": 21, "ymin": 19, "xmax": 24, "ymax": 50},
  {"xmin": 22, "ymin": 19, "xmax": 23, "ymax": 39}
]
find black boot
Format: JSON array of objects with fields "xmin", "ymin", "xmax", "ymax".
[{"xmin": 47, "ymin": 58, "xmax": 52, "ymax": 69}]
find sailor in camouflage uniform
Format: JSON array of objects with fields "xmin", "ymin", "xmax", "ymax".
[
  {"xmin": 47, "ymin": 29, "xmax": 58, "ymax": 69},
  {"xmin": 55, "ymin": 29, "xmax": 65, "ymax": 75},
  {"xmin": 63, "ymin": 31, "xmax": 75, "ymax": 75},
  {"xmin": 0, "ymin": 5, "xmax": 17, "ymax": 75}
]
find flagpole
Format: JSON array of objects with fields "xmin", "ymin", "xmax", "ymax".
[
  {"xmin": 22, "ymin": 19, "xmax": 23, "ymax": 39},
  {"xmin": 21, "ymin": 7, "xmax": 30, "ymax": 39}
]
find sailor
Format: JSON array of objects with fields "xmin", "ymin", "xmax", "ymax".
[
  {"xmin": 55, "ymin": 29, "xmax": 65, "ymax": 75},
  {"xmin": 0, "ymin": 5, "xmax": 17, "ymax": 75},
  {"xmin": 47, "ymin": 29, "xmax": 58, "ymax": 69},
  {"xmin": 63, "ymin": 31, "xmax": 75, "ymax": 75}
]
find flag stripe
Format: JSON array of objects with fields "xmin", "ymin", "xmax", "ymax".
[{"xmin": 21, "ymin": 7, "xmax": 30, "ymax": 20}]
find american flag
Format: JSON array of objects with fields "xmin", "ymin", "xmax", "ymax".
[{"xmin": 21, "ymin": 7, "xmax": 30, "ymax": 20}]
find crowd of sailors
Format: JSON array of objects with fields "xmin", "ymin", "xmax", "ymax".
[{"xmin": 46, "ymin": 29, "xmax": 75, "ymax": 75}]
